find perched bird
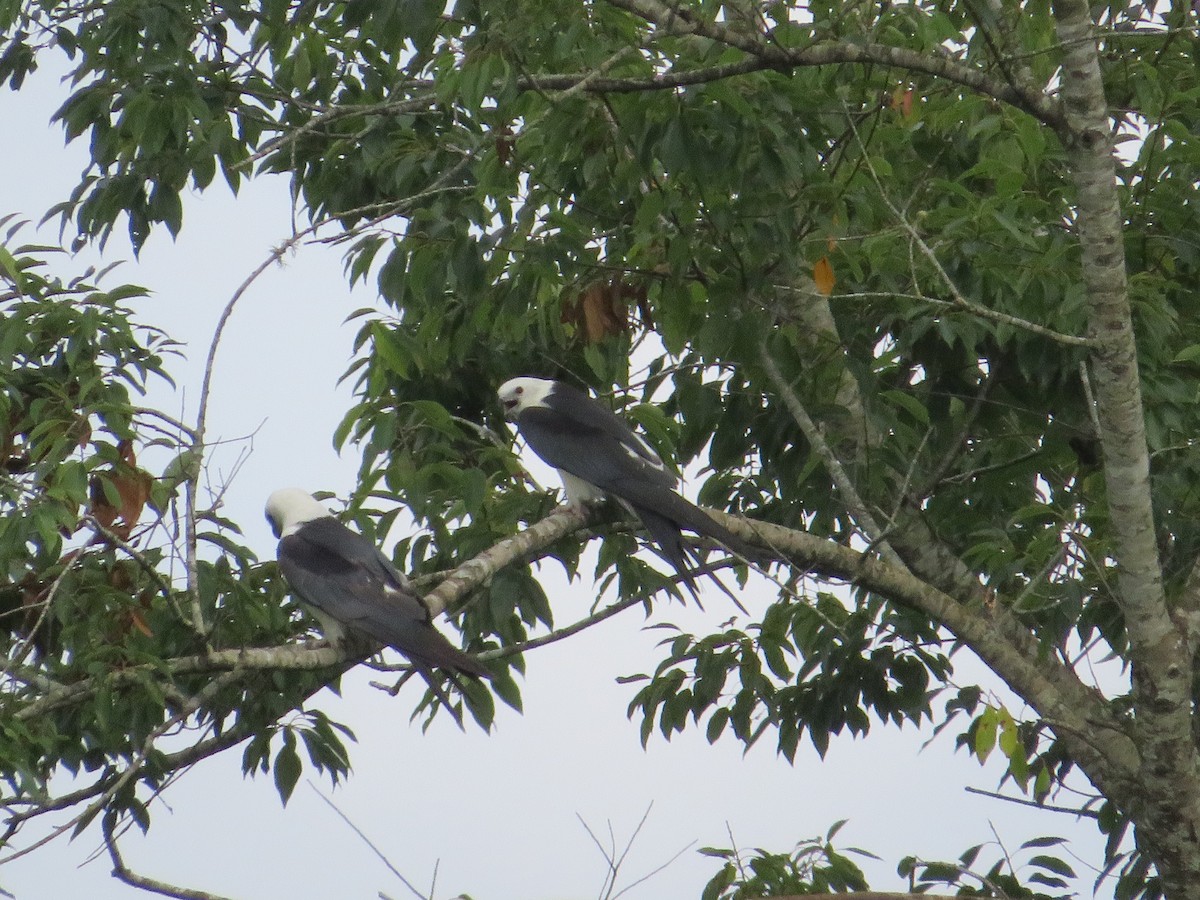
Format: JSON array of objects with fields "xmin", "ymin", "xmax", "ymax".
[
  {"xmin": 265, "ymin": 488, "xmax": 490, "ymax": 720},
  {"xmin": 497, "ymin": 376, "xmax": 756, "ymax": 603}
]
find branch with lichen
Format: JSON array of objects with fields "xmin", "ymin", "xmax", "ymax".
[{"xmin": 1, "ymin": 498, "xmax": 1140, "ymax": 865}]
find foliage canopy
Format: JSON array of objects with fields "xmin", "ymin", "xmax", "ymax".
[{"xmin": 3, "ymin": 0, "xmax": 1200, "ymax": 896}]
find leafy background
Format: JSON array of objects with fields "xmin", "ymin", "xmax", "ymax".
[{"xmin": 3, "ymin": 54, "xmax": 1109, "ymax": 899}]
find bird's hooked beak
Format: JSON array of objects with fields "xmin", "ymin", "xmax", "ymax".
[{"xmin": 500, "ymin": 384, "xmax": 526, "ymax": 419}]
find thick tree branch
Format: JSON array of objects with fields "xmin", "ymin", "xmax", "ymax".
[
  {"xmin": 601, "ymin": 0, "xmax": 1064, "ymax": 127},
  {"xmin": 12, "ymin": 509, "xmax": 594, "ymax": 724},
  {"xmin": 703, "ymin": 510, "xmax": 1141, "ymax": 803},
  {"xmin": 223, "ymin": 7, "xmax": 1067, "ymax": 154},
  {"xmin": 771, "ymin": 280, "xmax": 881, "ymax": 456},
  {"xmin": 1, "ymin": 501, "xmax": 1140, "ymax": 874},
  {"xmin": 422, "ymin": 505, "xmax": 592, "ymax": 616}
]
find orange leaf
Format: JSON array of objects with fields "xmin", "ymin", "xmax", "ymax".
[
  {"xmin": 813, "ymin": 256, "xmax": 835, "ymax": 296},
  {"xmin": 495, "ymin": 123, "xmax": 514, "ymax": 165}
]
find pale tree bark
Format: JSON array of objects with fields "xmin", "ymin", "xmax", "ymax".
[{"xmin": 1051, "ymin": 0, "xmax": 1200, "ymax": 893}]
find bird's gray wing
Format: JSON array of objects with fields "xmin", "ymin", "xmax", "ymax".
[
  {"xmin": 519, "ymin": 401, "xmax": 757, "ymax": 556},
  {"xmin": 278, "ymin": 518, "xmax": 490, "ymax": 679},
  {"xmin": 518, "ymin": 401, "xmax": 674, "ymax": 496},
  {"xmin": 545, "ymin": 382, "xmax": 670, "ymax": 470}
]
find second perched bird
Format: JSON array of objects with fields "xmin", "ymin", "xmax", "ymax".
[
  {"xmin": 265, "ymin": 488, "xmax": 490, "ymax": 719},
  {"xmin": 498, "ymin": 377, "xmax": 756, "ymax": 602}
]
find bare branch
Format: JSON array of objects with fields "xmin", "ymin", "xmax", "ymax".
[
  {"xmin": 519, "ymin": 56, "xmax": 769, "ymax": 92},
  {"xmin": 963, "ymin": 785, "xmax": 1101, "ymax": 818},
  {"xmin": 485, "ymin": 591, "xmax": 647, "ymax": 660},
  {"xmin": 105, "ymin": 815, "xmax": 235, "ymax": 900},
  {"xmin": 187, "ymin": 237, "xmax": 307, "ymax": 639},
  {"xmin": 422, "ymin": 505, "xmax": 592, "ymax": 617}
]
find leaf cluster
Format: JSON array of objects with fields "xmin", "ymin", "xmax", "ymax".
[
  {"xmin": 899, "ymin": 836, "xmax": 1078, "ymax": 898},
  {"xmin": 700, "ymin": 821, "xmax": 870, "ymax": 899},
  {"xmin": 5, "ymin": 0, "xmax": 1200, "ymax": 893},
  {"xmin": 627, "ymin": 590, "xmax": 948, "ymax": 761}
]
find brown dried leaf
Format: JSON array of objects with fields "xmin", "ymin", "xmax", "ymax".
[
  {"xmin": 562, "ymin": 282, "xmax": 632, "ymax": 343},
  {"xmin": 90, "ymin": 441, "xmax": 153, "ymax": 540}
]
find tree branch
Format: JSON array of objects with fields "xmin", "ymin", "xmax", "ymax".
[
  {"xmin": 601, "ymin": 0, "xmax": 1064, "ymax": 127},
  {"xmin": 104, "ymin": 815, "xmax": 235, "ymax": 900},
  {"xmin": 963, "ymin": 784, "xmax": 1101, "ymax": 818},
  {"xmin": 701, "ymin": 510, "xmax": 1141, "ymax": 801},
  {"xmin": 844, "ymin": 110, "xmax": 1094, "ymax": 350},
  {"xmin": 422, "ymin": 505, "xmax": 592, "ymax": 617}
]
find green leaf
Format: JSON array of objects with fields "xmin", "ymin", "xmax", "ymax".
[
  {"xmin": 1029, "ymin": 854, "xmax": 1076, "ymax": 877},
  {"xmin": 0, "ymin": 246, "xmax": 25, "ymax": 293},
  {"xmin": 491, "ymin": 670, "xmax": 524, "ymax": 714},
  {"xmin": 706, "ymin": 707, "xmax": 729, "ymax": 744},
  {"xmin": 973, "ymin": 708, "xmax": 998, "ymax": 763},
  {"xmin": 273, "ymin": 737, "xmax": 303, "ymax": 807},
  {"xmin": 881, "ymin": 390, "xmax": 930, "ymax": 426}
]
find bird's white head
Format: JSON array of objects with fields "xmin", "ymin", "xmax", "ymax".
[
  {"xmin": 265, "ymin": 488, "xmax": 334, "ymax": 538},
  {"xmin": 498, "ymin": 376, "xmax": 555, "ymax": 419}
]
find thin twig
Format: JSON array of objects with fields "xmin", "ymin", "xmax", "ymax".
[
  {"xmin": 964, "ymin": 785, "xmax": 1100, "ymax": 818},
  {"xmin": 309, "ymin": 783, "xmax": 430, "ymax": 900},
  {"xmin": 842, "ymin": 109, "xmax": 1093, "ymax": 350},
  {"xmin": 0, "ymin": 671, "xmax": 244, "ymax": 865},
  {"xmin": 758, "ymin": 342, "xmax": 907, "ymax": 570},
  {"xmin": 610, "ymin": 838, "xmax": 697, "ymax": 900},
  {"xmin": 82, "ymin": 515, "xmax": 174, "ymax": 599},
  {"xmin": 187, "ymin": 239, "xmax": 303, "ymax": 638}
]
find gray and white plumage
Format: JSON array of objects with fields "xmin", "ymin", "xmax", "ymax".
[
  {"xmin": 498, "ymin": 377, "xmax": 755, "ymax": 601},
  {"xmin": 265, "ymin": 489, "xmax": 490, "ymax": 712}
]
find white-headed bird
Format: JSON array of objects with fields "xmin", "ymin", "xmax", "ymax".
[
  {"xmin": 265, "ymin": 488, "xmax": 490, "ymax": 719},
  {"xmin": 498, "ymin": 377, "xmax": 755, "ymax": 603}
]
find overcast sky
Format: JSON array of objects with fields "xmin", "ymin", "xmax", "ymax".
[{"xmin": 1, "ymin": 57, "xmax": 1115, "ymax": 900}]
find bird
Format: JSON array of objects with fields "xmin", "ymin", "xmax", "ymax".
[
  {"xmin": 497, "ymin": 376, "xmax": 756, "ymax": 604},
  {"xmin": 264, "ymin": 488, "xmax": 491, "ymax": 722}
]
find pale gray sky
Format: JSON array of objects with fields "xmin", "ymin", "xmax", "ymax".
[{"xmin": 1, "ymin": 57, "xmax": 1112, "ymax": 899}]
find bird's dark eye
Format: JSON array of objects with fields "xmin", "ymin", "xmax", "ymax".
[{"xmin": 515, "ymin": 386, "xmax": 523, "ymax": 394}]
